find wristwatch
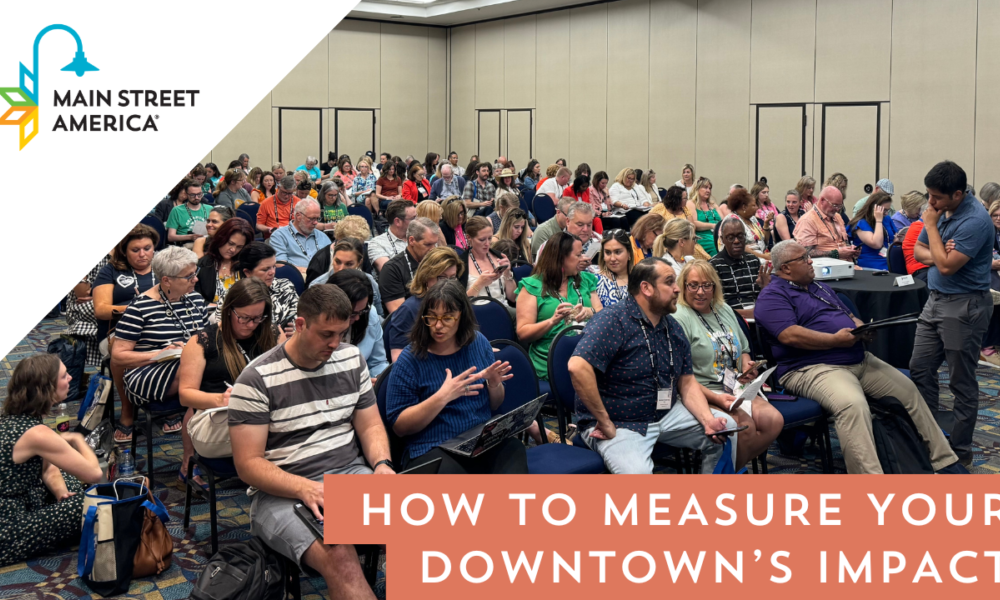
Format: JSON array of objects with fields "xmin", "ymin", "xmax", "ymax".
[{"xmin": 374, "ymin": 459, "xmax": 394, "ymax": 471}]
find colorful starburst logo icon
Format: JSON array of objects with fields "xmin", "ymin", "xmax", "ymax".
[{"xmin": 1, "ymin": 24, "xmax": 98, "ymax": 149}]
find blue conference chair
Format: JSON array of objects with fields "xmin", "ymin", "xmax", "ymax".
[
  {"xmin": 348, "ymin": 204, "xmax": 375, "ymax": 233},
  {"xmin": 140, "ymin": 214, "xmax": 168, "ymax": 250},
  {"xmin": 275, "ymin": 264, "xmax": 305, "ymax": 295},
  {"xmin": 888, "ymin": 243, "xmax": 907, "ymax": 274},
  {"xmin": 533, "ymin": 193, "xmax": 556, "ymax": 224},
  {"xmin": 512, "ymin": 264, "xmax": 533, "ymax": 285},
  {"xmin": 471, "ymin": 297, "xmax": 516, "ymax": 343},
  {"xmin": 374, "ymin": 365, "xmax": 405, "ymax": 466}
]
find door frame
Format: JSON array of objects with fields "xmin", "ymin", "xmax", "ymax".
[
  {"xmin": 333, "ymin": 108, "xmax": 376, "ymax": 160},
  {"xmin": 277, "ymin": 107, "xmax": 323, "ymax": 165},
  {"xmin": 477, "ymin": 109, "xmax": 502, "ymax": 159},
  {"xmin": 505, "ymin": 108, "xmax": 533, "ymax": 161},
  {"xmin": 820, "ymin": 102, "xmax": 882, "ymax": 185},
  {"xmin": 754, "ymin": 103, "xmax": 807, "ymax": 183}
]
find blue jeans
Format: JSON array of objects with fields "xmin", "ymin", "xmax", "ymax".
[{"xmin": 581, "ymin": 401, "xmax": 736, "ymax": 474}]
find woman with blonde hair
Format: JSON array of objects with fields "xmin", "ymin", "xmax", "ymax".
[
  {"xmin": 673, "ymin": 260, "xmax": 783, "ymax": 470},
  {"xmin": 417, "ymin": 199, "xmax": 442, "ymax": 223},
  {"xmin": 490, "ymin": 191, "xmax": 520, "ymax": 232},
  {"xmin": 653, "ymin": 218, "xmax": 698, "ymax": 273},
  {"xmin": 439, "ymin": 196, "xmax": 469, "ymax": 249},
  {"xmin": 214, "ymin": 168, "xmax": 252, "ymax": 209},
  {"xmin": 385, "ymin": 246, "xmax": 466, "ymax": 361},
  {"xmin": 891, "ymin": 191, "xmax": 925, "ymax": 231},
  {"xmin": 675, "ymin": 163, "xmax": 696, "ymax": 195},
  {"xmin": 609, "ymin": 167, "xmax": 645, "ymax": 209},
  {"xmin": 465, "ymin": 216, "xmax": 516, "ymax": 310},
  {"xmin": 691, "ymin": 177, "xmax": 721, "ymax": 256},
  {"xmin": 824, "ymin": 173, "xmax": 848, "ymax": 201},
  {"xmin": 639, "ymin": 170, "xmax": 660, "ymax": 207},
  {"xmin": 796, "ymin": 175, "xmax": 817, "ymax": 212},
  {"xmin": 493, "ymin": 208, "xmax": 531, "ymax": 264},
  {"xmin": 333, "ymin": 215, "xmax": 372, "ymax": 242},
  {"xmin": 629, "ymin": 213, "xmax": 665, "ymax": 261}
]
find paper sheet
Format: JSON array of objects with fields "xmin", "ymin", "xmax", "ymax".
[{"xmin": 731, "ymin": 366, "xmax": 777, "ymax": 419}]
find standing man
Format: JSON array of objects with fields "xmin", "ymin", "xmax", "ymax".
[
  {"xmin": 379, "ymin": 217, "xmax": 442, "ymax": 313},
  {"xmin": 430, "ymin": 164, "xmax": 466, "ymax": 201},
  {"xmin": 794, "ymin": 186, "xmax": 860, "ymax": 261},
  {"xmin": 911, "ymin": 160, "xmax": 994, "ymax": 467},
  {"xmin": 229, "ymin": 285, "xmax": 394, "ymax": 600},
  {"xmin": 270, "ymin": 198, "xmax": 332, "ymax": 274},
  {"xmin": 165, "ymin": 180, "xmax": 212, "ymax": 246},
  {"xmin": 257, "ymin": 175, "xmax": 300, "ymax": 238},
  {"xmin": 568, "ymin": 258, "xmax": 735, "ymax": 474},
  {"xmin": 462, "ymin": 162, "xmax": 496, "ymax": 216},
  {"xmin": 368, "ymin": 200, "xmax": 417, "ymax": 273}
]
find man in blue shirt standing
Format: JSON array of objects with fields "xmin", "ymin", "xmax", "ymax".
[
  {"xmin": 270, "ymin": 197, "xmax": 332, "ymax": 275},
  {"xmin": 911, "ymin": 161, "xmax": 994, "ymax": 467},
  {"xmin": 568, "ymin": 258, "xmax": 735, "ymax": 474}
]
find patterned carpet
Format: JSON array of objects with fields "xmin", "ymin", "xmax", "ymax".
[{"xmin": 2, "ymin": 316, "xmax": 999, "ymax": 598}]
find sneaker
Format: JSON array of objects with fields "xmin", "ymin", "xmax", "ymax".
[
  {"xmin": 936, "ymin": 460, "xmax": 970, "ymax": 474},
  {"xmin": 981, "ymin": 351, "xmax": 1000, "ymax": 367}
]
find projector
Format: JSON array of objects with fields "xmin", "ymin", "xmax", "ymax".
[{"xmin": 812, "ymin": 257, "xmax": 855, "ymax": 280}]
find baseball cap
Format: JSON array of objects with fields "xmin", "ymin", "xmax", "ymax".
[{"xmin": 876, "ymin": 178, "xmax": 894, "ymax": 195}]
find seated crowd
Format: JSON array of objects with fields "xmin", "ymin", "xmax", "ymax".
[{"xmin": 4, "ymin": 151, "xmax": 986, "ymax": 588}]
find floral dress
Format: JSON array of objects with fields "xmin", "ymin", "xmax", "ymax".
[{"xmin": 0, "ymin": 414, "xmax": 86, "ymax": 567}]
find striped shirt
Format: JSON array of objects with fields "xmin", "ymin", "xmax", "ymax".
[
  {"xmin": 709, "ymin": 249, "xmax": 761, "ymax": 310},
  {"xmin": 114, "ymin": 293, "xmax": 208, "ymax": 351},
  {"xmin": 228, "ymin": 342, "xmax": 375, "ymax": 480}
]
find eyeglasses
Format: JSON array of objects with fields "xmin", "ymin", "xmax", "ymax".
[
  {"xmin": 168, "ymin": 269, "xmax": 199, "ymax": 282},
  {"xmin": 350, "ymin": 304, "xmax": 371, "ymax": 319},
  {"xmin": 188, "ymin": 192, "xmax": 204, "ymax": 199},
  {"xmin": 723, "ymin": 233, "xmax": 747, "ymax": 242},
  {"xmin": 784, "ymin": 254, "xmax": 810, "ymax": 267},
  {"xmin": 301, "ymin": 216, "xmax": 321, "ymax": 223},
  {"xmin": 685, "ymin": 282, "xmax": 715, "ymax": 292},
  {"xmin": 232, "ymin": 308, "xmax": 267, "ymax": 325},
  {"xmin": 422, "ymin": 314, "xmax": 459, "ymax": 327}
]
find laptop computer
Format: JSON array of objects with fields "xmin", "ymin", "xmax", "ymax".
[
  {"xmin": 438, "ymin": 394, "xmax": 547, "ymax": 458},
  {"xmin": 293, "ymin": 458, "xmax": 444, "ymax": 541}
]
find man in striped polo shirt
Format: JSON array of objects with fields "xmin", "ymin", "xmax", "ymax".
[{"xmin": 230, "ymin": 285, "xmax": 393, "ymax": 599}]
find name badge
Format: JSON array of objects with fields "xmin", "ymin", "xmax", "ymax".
[
  {"xmin": 657, "ymin": 387, "xmax": 672, "ymax": 411},
  {"xmin": 893, "ymin": 274, "xmax": 915, "ymax": 287},
  {"xmin": 723, "ymin": 367, "xmax": 738, "ymax": 394}
]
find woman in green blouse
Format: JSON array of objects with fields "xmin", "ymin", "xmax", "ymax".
[{"xmin": 515, "ymin": 232, "xmax": 602, "ymax": 380}]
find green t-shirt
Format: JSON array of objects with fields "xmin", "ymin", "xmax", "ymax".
[
  {"xmin": 322, "ymin": 203, "xmax": 348, "ymax": 224},
  {"xmin": 165, "ymin": 203, "xmax": 212, "ymax": 235},
  {"xmin": 673, "ymin": 303, "xmax": 750, "ymax": 391},
  {"xmin": 515, "ymin": 271, "xmax": 598, "ymax": 380},
  {"xmin": 852, "ymin": 195, "xmax": 870, "ymax": 217}
]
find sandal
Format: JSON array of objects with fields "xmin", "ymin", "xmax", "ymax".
[
  {"xmin": 113, "ymin": 423, "xmax": 133, "ymax": 444},
  {"xmin": 179, "ymin": 465, "xmax": 209, "ymax": 491},
  {"xmin": 162, "ymin": 415, "xmax": 183, "ymax": 434}
]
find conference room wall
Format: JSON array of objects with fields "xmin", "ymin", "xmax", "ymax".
[
  {"xmin": 201, "ymin": 20, "xmax": 448, "ymax": 174},
  {"xmin": 446, "ymin": 0, "xmax": 1000, "ymax": 206}
]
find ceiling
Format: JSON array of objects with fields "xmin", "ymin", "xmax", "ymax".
[{"xmin": 348, "ymin": 0, "xmax": 599, "ymax": 26}]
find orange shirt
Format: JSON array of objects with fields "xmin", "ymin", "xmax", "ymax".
[
  {"xmin": 793, "ymin": 207, "xmax": 848, "ymax": 253},
  {"xmin": 902, "ymin": 221, "xmax": 927, "ymax": 274},
  {"xmin": 257, "ymin": 195, "xmax": 300, "ymax": 232}
]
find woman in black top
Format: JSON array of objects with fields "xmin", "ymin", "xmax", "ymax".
[
  {"xmin": 177, "ymin": 277, "xmax": 281, "ymax": 487},
  {"xmin": 774, "ymin": 189, "xmax": 805, "ymax": 242},
  {"xmin": 194, "ymin": 217, "xmax": 255, "ymax": 314}
]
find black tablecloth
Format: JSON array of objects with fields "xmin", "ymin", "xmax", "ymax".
[{"xmin": 825, "ymin": 270, "xmax": 928, "ymax": 369}]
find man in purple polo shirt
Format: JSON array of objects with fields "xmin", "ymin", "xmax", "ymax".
[{"xmin": 755, "ymin": 240, "xmax": 960, "ymax": 474}]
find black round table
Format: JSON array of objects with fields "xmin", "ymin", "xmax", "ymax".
[{"xmin": 824, "ymin": 270, "xmax": 928, "ymax": 369}]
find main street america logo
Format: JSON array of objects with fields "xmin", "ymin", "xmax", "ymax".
[{"xmin": 0, "ymin": 24, "xmax": 98, "ymax": 150}]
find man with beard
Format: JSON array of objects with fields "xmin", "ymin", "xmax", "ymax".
[
  {"xmin": 568, "ymin": 258, "xmax": 735, "ymax": 474},
  {"xmin": 165, "ymin": 180, "xmax": 212, "ymax": 246}
]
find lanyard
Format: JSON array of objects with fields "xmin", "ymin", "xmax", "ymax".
[
  {"xmin": 695, "ymin": 309, "xmax": 738, "ymax": 368},
  {"xmin": 131, "ymin": 269, "xmax": 155, "ymax": 296},
  {"xmin": 386, "ymin": 232, "xmax": 403, "ymax": 257},
  {"xmin": 639, "ymin": 320, "xmax": 673, "ymax": 388},
  {"xmin": 559, "ymin": 278, "xmax": 583, "ymax": 305},
  {"xmin": 158, "ymin": 285, "xmax": 195, "ymax": 339},
  {"xmin": 274, "ymin": 198, "xmax": 292, "ymax": 224},
  {"xmin": 470, "ymin": 251, "xmax": 498, "ymax": 299},
  {"xmin": 797, "ymin": 282, "xmax": 854, "ymax": 319},
  {"xmin": 812, "ymin": 206, "xmax": 845, "ymax": 244},
  {"xmin": 287, "ymin": 225, "xmax": 312, "ymax": 256}
]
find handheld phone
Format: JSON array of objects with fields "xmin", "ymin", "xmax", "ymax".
[
  {"xmin": 706, "ymin": 425, "xmax": 749, "ymax": 437},
  {"xmin": 495, "ymin": 264, "xmax": 509, "ymax": 275},
  {"xmin": 739, "ymin": 360, "xmax": 767, "ymax": 378},
  {"xmin": 293, "ymin": 503, "xmax": 326, "ymax": 542}
]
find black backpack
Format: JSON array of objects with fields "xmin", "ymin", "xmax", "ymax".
[
  {"xmin": 191, "ymin": 537, "xmax": 287, "ymax": 600},
  {"xmin": 871, "ymin": 396, "xmax": 934, "ymax": 474}
]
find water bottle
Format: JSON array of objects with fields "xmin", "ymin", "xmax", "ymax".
[
  {"xmin": 119, "ymin": 449, "xmax": 135, "ymax": 478},
  {"xmin": 54, "ymin": 403, "xmax": 71, "ymax": 432}
]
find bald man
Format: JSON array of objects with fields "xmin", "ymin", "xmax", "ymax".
[{"xmin": 793, "ymin": 186, "xmax": 860, "ymax": 261}]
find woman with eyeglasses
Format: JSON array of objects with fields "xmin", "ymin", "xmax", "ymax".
[
  {"xmin": 465, "ymin": 217, "xmax": 516, "ymax": 309},
  {"xmin": 327, "ymin": 269, "xmax": 389, "ymax": 380},
  {"xmin": 193, "ymin": 206, "xmax": 234, "ymax": 258},
  {"xmin": 386, "ymin": 247, "xmax": 465, "ymax": 362},
  {"xmin": 629, "ymin": 213, "xmax": 665, "ymax": 261},
  {"xmin": 214, "ymin": 168, "xmax": 252, "ymax": 210},
  {"xmin": 516, "ymin": 232, "xmax": 602, "ymax": 380},
  {"xmin": 720, "ymin": 188, "xmax": 771, "ymax": 261},
  {"xmin": 608, "ymin": 168, "xmax": 645, "ymax": 210},
  {"xmin": 178, "ymin": 278, "xmax": 282, "ymax": 488},
  {"xmin": 385, "ymin": 280, "xmax": 518, "ymax": 474},
  {"xmin": 232, "ymin": 242, "xmax": 298, "ymax": 337},
  {"xmin": 336, "ymin": 156, "xmax": 356, "ymax": 190},
  {"xmin": 493, "ymin": 207, "xmax": 532, "ymax": 265},
  {"xmin": 112, "ymin": 247, "xmax": 208, "ymax": 436},
  {"xmin": 673, "ymin": 261, "xmax": 783, "ymax": 470},
  {"xmin": 596, "ymin": 229, "xmax": 634, "ymax": 308},
  {"xmin": 194, "ymin": 218, "xmax": 254, "ymax": 315},
  {"xmin": 315, "ymin": 180, "xmax": 350, "ymax": 232}
]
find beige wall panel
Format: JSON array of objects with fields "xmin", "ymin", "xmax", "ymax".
[
  {"xmin": 201, "ymin": 152, "xmax": 212, "ymax": 167},
  {"xmin": 976, "ymin": 0, "xmax": 1000, "ymax": 188},
  {"xmin": 280, "ymin": 109, "xmax": 322, "ymax": 167},
  {"xmin": 607, "ymin": 0, "xmax": 649, "ymax": 175},
  {"xmin": 696, "ymin": 0, "xmax": 752, "ymax": 189},
  {"xmin": 428, "ymin": 29, "xmax": 448, "ymax": 153},
  {"xmin": 476, "ymin": 21, "xmax": 505, "ymax": 109},
  {"xmin": 889, "ymin": 0, "xmax": 977, "ymax": 193},
  {"xmin": 374, "ymin": 109, "xmax": 381, "ymax": 160},
  {"xmin": 750, "ymin": 0, "xmax": 815, "ymax": 104},
  {"xmin": 504, "ymin": 16, "xmax": 536, "ymax": 109},
  {"xmin": 756, "ymin": 105, "xmax": 806, "ymax": 204},
  {"xmin": 815, "ymin": 0, "xmax": 891, "ymax": 102},
  {"xmin": 879, "ymin": 102, "xmax": 890, "ymax": 183},
  {"xmin": 823, "ymin": 105, "xmax": 878, "ymax": 205},
  {"xmin": 272, "ymin": 36, "xmax": 329, "ymax": 108},
  {"xmin": 649, "ymin": 0, "xmax": 697, "ymax": 179},
  {"xmin": 330, "ymin": 20, "xmax": 381, "ymax": 108},
  {"xmin": 381, "ymin": 24, "xmax": 429, "ymax": 158},
  {"xmin": 535, "ymin": 11, "xmax": 571, "ymax": 164},
  {"xmin": 450, "ymin": 25, "xmax": 477, "ymax": 163},
  {"xmin": 336, "ymin": 110, "xmax": 377, "ymax": 161},
  {"xmin": 507, "ymin": 110, "xmax": 533, "ymax": 169},
  {"xmin": 271, "ymin": 108, "xmax": 280, "ymax": 168},
  {"xmin": 478, "ymin": 111, "xmax": 502, "ymax": 159},
  {"xmin": 568, "ymin": 4, "xmax": 607, "ymax": 172}
]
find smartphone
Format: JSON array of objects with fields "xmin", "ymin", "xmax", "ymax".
[
  {"xmin": 739, "ymin": 360, "xmax": 767, "ymax": 378},
  {"xmin": 707, "ymin": 425, "xmax": 749, "ymax": 437},
  {"xmin": 495, "ymin": 264, "xmax": 509, "ymax": 275},
  {"xmin": 293, "ymin": 503, "xmax": 326, "ymax": 542},
  {"xmin": 872, "ymin": 270, "xmax": 890, "ymax": 276}
]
